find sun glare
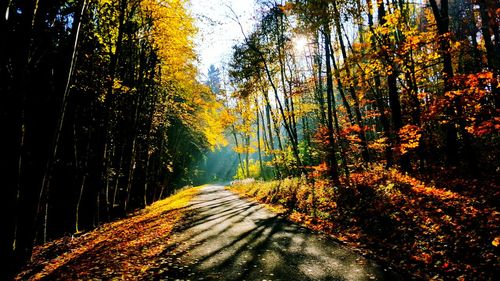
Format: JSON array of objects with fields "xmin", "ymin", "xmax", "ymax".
[{"xmin": 293, "ymin": 35, "xmax": 308, "ymax": 54}]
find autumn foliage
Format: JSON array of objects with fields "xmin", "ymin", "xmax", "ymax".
[
  {"xmin": 1, "ymin": 0, "xmax": 499, "ymax": 279},
  {"xmin": 229, "ymin": 168, "xmax": 499, "ymax": 280},
  {"xmin": 15, "ymin": 186, "xmax": 199, "ymax": 281}
]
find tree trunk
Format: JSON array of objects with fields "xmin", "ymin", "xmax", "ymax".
[
  {"xmin": 324, "ymin": 27, "xmax": 340, "ymax": 184},
  {"xmin": 429, "ymin": 0, "xmax": 459, "ymax": 166}
]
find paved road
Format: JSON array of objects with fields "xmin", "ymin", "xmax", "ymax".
[{"xmin": 159, "ymin": 184, "xmax": 399, "ymax": 281}]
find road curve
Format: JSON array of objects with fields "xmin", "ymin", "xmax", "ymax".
[{"xmin": 158, "ymin": 184, "xmax": 400, "ymax": 281}]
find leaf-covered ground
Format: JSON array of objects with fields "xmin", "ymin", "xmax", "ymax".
[
  {"xmin": 229, "ymin": 168, "xmax": 499, "ymax": 280},
  {"xmin": 15, "ymin": 186, "xmax": 200, "ymax": 281}
]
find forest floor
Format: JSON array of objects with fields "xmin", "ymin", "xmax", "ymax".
[
  {"xmin": 15, "ymin": 186, "xmax": 200, "ymax": 281},
  {"xmin": 16, "ymin": 184, "xmax": 399, "ymax": 281}
]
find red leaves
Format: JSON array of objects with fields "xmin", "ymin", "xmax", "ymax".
[
  {"xmin": 412, "ymin": 252, "xmax": 433, "ymax": 264},
  {"xmin": 467, "ymin": 117, "xmax": 500, "ymax": 137}
]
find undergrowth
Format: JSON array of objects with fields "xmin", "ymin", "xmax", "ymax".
[{"xmin": 228, "ymin": 165, "xmax": 499, "ymax": 280}]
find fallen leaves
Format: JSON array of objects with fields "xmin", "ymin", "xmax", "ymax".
[
  {"xmin": 229, "ymin": 166, "xmax": 499, "ymax": 280},
  {"xmin": 15, "ymin": 186, "xmax": 200, "ymax": 281}
]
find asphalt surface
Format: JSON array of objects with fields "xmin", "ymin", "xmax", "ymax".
[{"xmin": 161, "ymin": 184, "xmax": 399, "ymax": 281}]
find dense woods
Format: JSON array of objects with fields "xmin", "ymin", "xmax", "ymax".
[
  {"xmin": 0, "ymin": 0, "xmax": 225, "ymax": 278},
  {"xmin": 1, "ymin": 0, "xmax": 498, "ymax": 280}
]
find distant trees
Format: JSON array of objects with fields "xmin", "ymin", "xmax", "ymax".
[{"xmin": 0, "ymin": 0, "xmax": 221, "ymax": 277}]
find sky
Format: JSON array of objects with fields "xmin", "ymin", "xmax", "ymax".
[{"xmin": 189, "ymin": 0, "xmax": 257, "ymax": 78}]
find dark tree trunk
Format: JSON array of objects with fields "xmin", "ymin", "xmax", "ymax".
[{"xmin": 324, "ymin": 27, "xmax": 340, "ymax": 184}]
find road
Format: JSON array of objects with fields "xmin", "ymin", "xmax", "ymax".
[{"xmin": 156, "ymin": 184, "xmax": 400, "ymax": 281}]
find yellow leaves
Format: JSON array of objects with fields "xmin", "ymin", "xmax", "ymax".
[
  {"xmin": 147, "ymin": 185, "xmax": 200, "ymax": 215},
  {"xmin": 220, "ymin": 108, "xmax": 237, "ymax": 127},
  {"xmin": 233, "ymin": 145, "xmax": 256, "ymax": 154},
  {"xmin": 373, "ymin": 9, "xmax": 404, "ymax": 37},
  {"xmin": 201, "ymin": 104, "xmax": 229, "ymax": 150},
  {"xmin": 492, "ymin": 237, "xmax": 500, "ymax": 247},
  {"xmin": 112, "ymin": 78, "xmax": 131, "ymax": 93},
  {"xmin": 373, "ymin": 24, "xmax": 390, "ymax": 36},
  {"xmin": 20, "ymin": 186, "xmax": 200, "ymax": 280},
  {"xmin": 383, "ymin": 10, "xmax": 401, "ymax": 28},
  {"xmin": 98, "ymin": 91, "xmax": 107, "ymax": 103},
  {"xmin": 95, "ymin": 0, "xmax": 122, "ymax": 54},
  {"xmin": 141, "ymin": 0, "xmax": 197, "ymax": 83},
  {"xmin": 369, "ymin": 137, "xmax": 389, "ymax": 153},
  {"xmin": 399, "ymin": 125, "xmax": 422, "ymax": 155}
]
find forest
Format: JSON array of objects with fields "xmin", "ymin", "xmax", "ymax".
[{"xmin": 1, "ymin": 0, "xmax": 498, "ymax": 280}]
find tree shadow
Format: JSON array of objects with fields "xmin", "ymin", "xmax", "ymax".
[{"xmin": 149, "ymin": 186, "xmax": 398, "ymax": 281}]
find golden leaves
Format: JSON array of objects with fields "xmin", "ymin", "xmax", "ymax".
[
  {"xmin": 492, "ymin": 237, "xmax": 500, "ymax": 247},
  {"xmin": 398, "ymin": 125, "xmax": 422, "ymax": 155},
  {"xmin": 199, "ymin": 101, "xmax": 230, "ymax": 150},
  {"xmin": 17, "ymin": 186, "xmax": 200, "ymax": 281},
  {"xmin": 368, "ymin": 137, "xmax": 389, "ymax": 153},
  {"xmin": 277, "ymin": 3, "xmax": 294, "ymax": 13},
  {"xmin": 141, "ymin": 0, "xmax": 197, "ymax": 82}
]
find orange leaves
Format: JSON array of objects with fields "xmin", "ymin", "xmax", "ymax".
[
  {"xmin": 492, "ymin": 237, "xmax": 500, "ymax": 247},
  {"xmin": 340, "ymin": 124, "xmax": 362, "ymax": 135},
  {"xmin": 313, "ymin": 126, "xmax": 331, "ymax": 146},
  {"xmin": 398, "ymin": 125, "xmax": 422, "ymax": 155},
  {"xmin": 339, "ymin": 124, "xmax": 366, "ymax": 144},
  {"xmin": 313, "ymin": 162, "xmax": 329, "ymax": 172},
  {"xmin": 412, "ymin": 252, "xmax": 433, "ymax": 264},
  {"xmin": 418, "ymin": 67, "xmax": 497, "ymax": 135},
  {"xmin": 277, "ymin": 3, "xmax": 294, "ymax": 13},
  {"xmin": 477, "ymin": 71, "xmax": 494, "ymax": 80},
  {"xmin": 466, "ymin": 117, "xmax": 500, "ymax": 137},
  {"xmin": 443, "ymin": 71, "xmax": 499, "ymax": 137},
  {"xmin": 16, "ymin": 187, "xmax": 200, "ymax": 281},
  {"xmin": 411, "ymin": 184, "xmax": 460, "ymax": 200},
  {"xmin": 229, "ymin": 167, "xmax": 499, "ymax": 280},
  {"xmin": 306, "ymin": 162, "xmax": 329, "ymax": 179}
]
